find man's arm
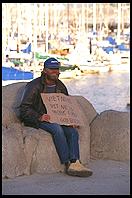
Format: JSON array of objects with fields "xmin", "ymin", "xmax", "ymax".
[{"xmin": 20, "ymin": 83, "xmax": 43, "ymax": 128}]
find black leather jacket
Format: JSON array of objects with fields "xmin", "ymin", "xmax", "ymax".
[{"xmin": 19, "ymin": 74, "xmax": 68, "ymax": 128}]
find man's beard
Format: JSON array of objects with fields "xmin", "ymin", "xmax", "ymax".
[{"xmin": 46, "ymin": 74, "xmax": 59, "ymax": 82}]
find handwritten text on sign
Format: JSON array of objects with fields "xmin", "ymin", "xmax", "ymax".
[{"xmin": 41, "ymin": 93, "xmax": 85, "ymax": 126}]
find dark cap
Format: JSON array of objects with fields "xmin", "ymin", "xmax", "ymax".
[{"xmin": 44, "ymin": 57, "xmax": 60, "ymax": 69}]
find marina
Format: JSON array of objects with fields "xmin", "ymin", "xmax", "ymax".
[
  {"xmin": 2, "ymin": 3, "xmax": 130, "ymax": 112},
  {"xmin": 2, "ymin": 5, "xmax": 130, "ymax": 195},
  {"xmin": 2, "ymin": 3, "xmax": 130, "ymax": 79}
]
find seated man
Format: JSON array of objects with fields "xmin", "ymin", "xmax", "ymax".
[{"xmin": 19, "ymin": 57, "xmax": 93, "ymax": 177}]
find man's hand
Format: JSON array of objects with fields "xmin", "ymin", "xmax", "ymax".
[{"xmin": 39, "ymin": 114, "xmax": 50, "ymax": 122}]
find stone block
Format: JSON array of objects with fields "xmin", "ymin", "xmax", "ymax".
[{"xmin": 90, "ymin": 110, "xmax": 130, "ymax": 161}]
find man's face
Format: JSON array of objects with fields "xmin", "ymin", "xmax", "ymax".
[{"xmin": 44, "ymin": 68, "xmax": 60, "ymax": 81}]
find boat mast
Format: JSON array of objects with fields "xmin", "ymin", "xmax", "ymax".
[
  {"xmin": 82, "ymin": 3, "xmax": 85, "ymax": 33},
  {"xmin": 117, "ymin": 3, "xmax": 121, "ymax": 43},
  {"xmin": 79, "ymin": 5, "xmax": 81, "ymax": 36},
  {"xmin": 67, "ymin": 3, "xmax": 69, "ymax": 38},
  {"xmin": 32, "ymin": 3, "xmax": 38, "ymax": 74},
  {"xmin": 53, "ymin": 3, "xmax": 57, "ymax": 37},
  {"xmin": 93, "ymin": 3, "xmax": 96, "ymax": 33},
  {"xmin": 86, "ymin": 3, "xmax": 89, "ymax": 33},
  {"xmin": 2, "ymin": 3, "xmax": 8, "ymax": 60},
  {"xmin": 45, "ymin": 3, "xmax": 49, "ymax": 54},
  {"xmin": 27, "ymin": 3, "xmax": 32, "ymax": 46},
  {"xmin": 105, "ymin": 3, "xmax": 109, "ymax": 36},
  {"xmin": 74, "ymin": 3, "xmax": 77, "ymax": 31},
  {"xmin": 17, "ymin": 3, "xmax": 21, "ymax": 53}
]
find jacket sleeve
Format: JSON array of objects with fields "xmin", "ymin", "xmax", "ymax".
[
  {"xmin": 19, "ymin": 82, "xmax": 43, "ymax": 128},
  {"xmin": 63, "ymin": 84, "xmax": 69, "ymax": 96}
]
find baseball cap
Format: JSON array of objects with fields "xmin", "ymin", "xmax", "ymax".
[{"xmin": 44, "ymin": 57, "xmax": 60, "ymax": 69}]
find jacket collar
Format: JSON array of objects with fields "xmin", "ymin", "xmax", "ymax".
[{"xmin": 40, "ymin": 73, "xmax": 46, "ymax": 85}]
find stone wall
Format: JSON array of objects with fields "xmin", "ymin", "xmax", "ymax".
[{"xmin": 2, "ymin": 82, "xmax": 130, "ymax": 179}]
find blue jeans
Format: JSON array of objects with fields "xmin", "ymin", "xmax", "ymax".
[{"xmin": 39, "ymin": 122, "xmax": 80, "ymax": 164}]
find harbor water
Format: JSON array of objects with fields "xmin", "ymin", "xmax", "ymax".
[
  {"xmin": 2, "ymin": 70, "xmax": 130, "ymax": 114},
  {"xmin": 62, "ymin": 71, "xmax": 130, "ymax": 114}
]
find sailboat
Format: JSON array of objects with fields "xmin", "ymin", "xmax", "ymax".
[{"xmin": 2, "ymin": 42, "xmax": 34, "ymax": 81}]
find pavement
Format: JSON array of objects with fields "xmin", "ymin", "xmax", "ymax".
[{"xmin": 2, "ymin": 159, "xmax": 130, "ymax": 195}]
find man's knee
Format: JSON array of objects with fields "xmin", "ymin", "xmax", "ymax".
[{"xmin": 52, "ymin": 123, "xmax": 64, "ymax": 136}]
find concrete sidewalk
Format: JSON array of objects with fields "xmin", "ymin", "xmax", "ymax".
[{"xmin": 2, "ymin": 159, "xmax": 130, "ymax": 195}]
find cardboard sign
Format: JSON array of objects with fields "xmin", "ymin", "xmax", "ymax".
[{"xmin": 41, "ymin": 93, "xmax": 85, "ymax": 126}]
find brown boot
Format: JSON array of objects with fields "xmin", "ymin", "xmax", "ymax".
[{"xmin": 66, "ymin": 160, "xmax": 93, "ymax": 177}]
